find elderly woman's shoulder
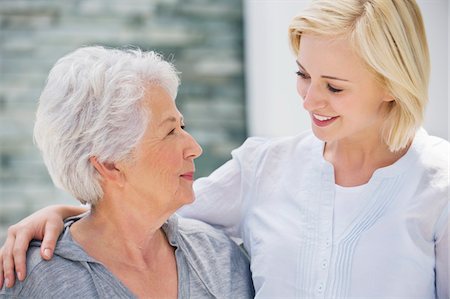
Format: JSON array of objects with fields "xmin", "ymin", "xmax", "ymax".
[
  {"xmin": 0, "ymin": 245, "xmax": 42, "ymax": 296},
  {"xmin": 174, "ymin": 215, "xmax": 237, "ymax": 244},
  {"xmin": 0, "ymin": 241, "xmax": 97, "ymax": 298},
  {"xmin": 170, "ymin": 215, "xmax": 254, "ymax": 297},
  {"xmin": 171, "ymin": 214, "xmax": 248, "ymax": 263}
]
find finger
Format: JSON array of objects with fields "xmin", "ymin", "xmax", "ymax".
[
  {"xmin": 0, "ymin": 248, "xmax": 4, "ymax": 289},
  {"xmin": 40, "ymin": 222, "xmax": 62, "ymax": 260},
  {"xmin": 12, "ymin": 232, "xmax": 32, "ymax": 281},
  {"xmin": 2, "ymin": 234, "xmax": 16, "ymax": 288},
  {"xmin": 3, "ymin": 255, "xmax": 16, "ymax": 288}
]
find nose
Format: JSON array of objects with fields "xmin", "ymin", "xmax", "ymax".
[
  {"xmin": 184, "ymin": 131, "xmax": 203, "ymax": 160},
  {"xmin": 300, "ymin": 81, "xmax": 327, "ymax": 112}
]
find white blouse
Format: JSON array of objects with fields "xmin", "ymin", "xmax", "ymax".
[
  {"xmin": 333, "ymin": 184, "xmax": 369, "ymax": 240},
  {"xmin": 179, "ymin": 129, "xmax": 449, "ymax": 298}
]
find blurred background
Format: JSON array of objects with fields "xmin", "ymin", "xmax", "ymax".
[{"xmin": 0, "ymin": 0, "xmax": 448, "ymax": 243}]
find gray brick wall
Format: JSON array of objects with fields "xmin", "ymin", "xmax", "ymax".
[{"xmin": 0, "ymin": 0, "xmax": 246, "ymax": 243}]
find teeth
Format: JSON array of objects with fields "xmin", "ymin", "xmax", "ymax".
[{"xmin": 313, "ymin": 114, "xmax": 334, "ymax": 121}]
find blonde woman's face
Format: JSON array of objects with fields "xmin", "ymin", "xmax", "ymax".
[{"xmin": 296, "ymin": 35, "xmax": 392, "ymax": 144}]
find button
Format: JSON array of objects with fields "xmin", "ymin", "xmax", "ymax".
[
  {"xmin": 321, "ymin": 259, "xmax": 328, "ymax": 269},
  {"xmin": 317, "ymin": 283, "xmax": 324, "ymax": 293}
]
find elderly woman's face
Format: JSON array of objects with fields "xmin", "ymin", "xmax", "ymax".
[
  {"xmin": 296, "ymin": 34, "xmax": 393, "ymax": 144},
  {"xmin": 117, "ymin": 85, "xmax": 202, "ymax": 215}
]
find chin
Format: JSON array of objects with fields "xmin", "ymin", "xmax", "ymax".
[
  {"xmin": 185, "ymin": 197, "xmax": 195, "ymax": 204},
  {"xmin": 311, "ymin": 127, "xmax": 329, "ymax": 142},
  {"xmin": 181, "ymin": 192, "xmax": 195, "ymax": 204}
]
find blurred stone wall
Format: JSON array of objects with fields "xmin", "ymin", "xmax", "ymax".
[{"xmin": 0, "ymin": 0, "xmax": 246, "ymax": 242}]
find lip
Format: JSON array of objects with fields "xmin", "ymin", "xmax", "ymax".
[
  {"xmin": 311, "ymin": 113, "xmax": 339, "ymax": 127},
  {"xmin": 180, "ymin": 171, "xmax": 195, "ymax": 181}
]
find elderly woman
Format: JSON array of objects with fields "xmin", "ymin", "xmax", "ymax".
[
  {"xmin": 1, "ymin": 0, "xmax": 449, "ymax": 298},
  {"xmin": 0, "ymin": 46, "xmax": 254, "ymax": 298}
]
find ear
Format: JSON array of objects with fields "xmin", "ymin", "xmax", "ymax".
[
  {"xmin": 89, "ymin": 156, "xmax": 124, "ymax": 186},
  {"xmin": 382, "ymin": 90, "xmax": 395, "ymax": 103}
]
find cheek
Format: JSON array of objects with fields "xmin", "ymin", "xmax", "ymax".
[
  {"xmin": 159, "ymin": 152, "xmax": 183, "ymax": 175},
  {"xmin": 334, "ymin": 96, "xmax": 380, "ymax": 123},
  {"xmin": 139, "ymin": 151, "xmax": 177, "ymax": 179}
]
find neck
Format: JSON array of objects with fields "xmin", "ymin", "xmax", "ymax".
[
  {"xmin": 70, "ymin": 188, "xmax": 179, "ymax": 298},
  {"xmin": 70, "ymin": 192, "xmax": 173, "ymax": 269},
  {"xmin": 324, "ymin": 133, "xmax": 410, "ymax": 186}
]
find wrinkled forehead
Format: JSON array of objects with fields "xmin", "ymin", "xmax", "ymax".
[{"xmin": 142, "ymin": 85, "xmax": 182, "ymax": 122}]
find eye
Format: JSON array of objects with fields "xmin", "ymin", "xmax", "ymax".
[
  {"xmin": 327, "ymin": 84, "xmax": 343, "ymax": 93},
  {"xmin": 167, "ymin": 125, "xmax": 186, "ymax": 136},
  {"xmin": 296, "ymin": 71, "xmax": 310, "ymax": 80}
]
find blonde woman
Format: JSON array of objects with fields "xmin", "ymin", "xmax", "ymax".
[{"xmin": 1, "ymin": 1, "xmax": 448, "ymax": 298}]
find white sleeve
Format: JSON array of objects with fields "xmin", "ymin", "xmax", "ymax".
[
  {"xmin": 177, "ymin": 137, "xmax": 269, "ymax": 238},
  {"xmin": 435, "ymin": 207, "xmax": 449, "ymax": 299}
]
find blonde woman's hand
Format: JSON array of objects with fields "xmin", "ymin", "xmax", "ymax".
[{"xmin": 0, "ymin": 205, "xmax": 88, "ymax": 288}]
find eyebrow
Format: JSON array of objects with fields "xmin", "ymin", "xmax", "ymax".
[
  {"xmin": 159, "ymin": 115, "xmax": 184, "ymax": 127},
  {"xmin": 296, "ymin": 60, "xmax": 349, "ymax": 82}
]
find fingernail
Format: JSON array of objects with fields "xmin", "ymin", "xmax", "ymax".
[
  {"xmin": 17, "ymin": 271, "xmax": 23, "ymax": 281},
  {"xmin": 4, "ymin": 278, "xmax": 9, "ymax": 288},
  {"xmin": 44, "ymin": 248, "xmax": 52, "ymax": 259}
]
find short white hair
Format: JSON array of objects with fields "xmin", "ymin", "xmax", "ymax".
[{"xmin": 34, "ymin": 46, "xmax": 180, "ymax": 205}]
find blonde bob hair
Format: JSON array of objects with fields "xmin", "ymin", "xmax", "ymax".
[{"xmin": 289, "ymin": 0, "xmax": 430, "ymax": 151}]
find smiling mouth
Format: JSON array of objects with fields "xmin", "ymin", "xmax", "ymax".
[
  {"xmin": 180, "ymin": 172, "xmax": 194, "ymax": 181},
  {"xmin": 312, "ymin": 113, "xmax": 339, "ymax": 127}
]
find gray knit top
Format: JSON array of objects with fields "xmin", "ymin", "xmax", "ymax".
[{"xmin": 0, "ymin": 214, "xmax": 254, "ymax": 298}]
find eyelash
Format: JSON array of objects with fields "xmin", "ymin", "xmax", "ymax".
[
  {"xmin": 296, "ymin": 71, "xmax": 343, "ymax": 94},
  {"xmin": 327, "ymin": 85, "xmax": 343, "ymax": 93},
  {"xmin": 296, "ymin": 70, "xmax": 309, "ymax": 79},
  {"xmin": 168, "ymin": 125, "xmax": 186, "ymax": 135}
]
